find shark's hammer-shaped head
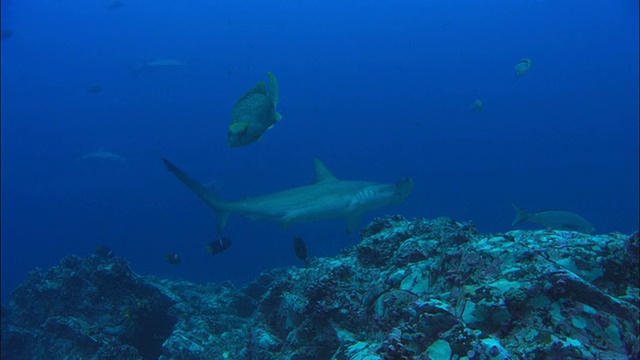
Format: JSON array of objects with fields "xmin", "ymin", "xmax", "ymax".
[{"xmin": 392, "ymin": 177, "xmax": 414, "ymax": 203}]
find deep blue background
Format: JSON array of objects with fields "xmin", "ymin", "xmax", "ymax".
[{"xmin": 1, "ymin": 0, "xmax": 638, "ymax": 302}]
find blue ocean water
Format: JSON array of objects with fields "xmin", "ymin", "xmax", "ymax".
[{"xmin": 1, "ymin": 0, "xmax": 637, "ymax": 302}]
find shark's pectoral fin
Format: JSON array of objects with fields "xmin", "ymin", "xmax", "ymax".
[
  {"xmin": 279, "ymin": 220, "xmax": 292, "ymax": 230},
  {"xmin": 217, "ymin": 211, "xmax": 229, "ymax": 233},
  {"xmin": 345, "ymin": 213, "xmax": 362, "ymax": 235},
  {"xmin": 277, "ymin": 211, "xmax": 297, "ymax": 230}
]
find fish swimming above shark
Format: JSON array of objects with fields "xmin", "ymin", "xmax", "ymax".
[
  {"xmin": 161, "ymin": 158, "xmax": 413, "ymax": 234},
  {"xmin": 227, "ymin": 72, "xmax": 282, "ymax": 147}
]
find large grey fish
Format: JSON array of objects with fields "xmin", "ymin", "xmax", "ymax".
[
  {"xmin": 144, "ymin": 58, "xmax": 189, "ymax": 68},
  {"xmin": 130, "ymin": 58, "xmax": 189, "ymax": 76},
  {"xmin": 79, "ymin": 151, "xmax": 127, "ymax": 162},
  {"xmin": 161, "ymin": 158, "xmax": 413, "ymax": 234},
  {"xmin": 227, "ymin": 72, "xmax": 282, "ymax": 147},
  {"xmin": 511, "ymin": 203, "xmax": 595, "ymax": 234}
]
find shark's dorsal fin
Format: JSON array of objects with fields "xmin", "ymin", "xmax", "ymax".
[{"xmin": 312, "ymin": 158, "xmax": 337, "ymax": 184}]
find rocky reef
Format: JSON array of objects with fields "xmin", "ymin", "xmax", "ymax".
[{"xmin": 2, "ymin": 216, "xmax": 638, "ymax": 359}]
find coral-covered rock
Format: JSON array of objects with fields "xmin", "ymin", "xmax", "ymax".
[
  {"xmin": 2, "ymin": 216, "xmax": 638, "ymax": 359},
  {"xmin": 3, "ymin": 255, "xmax": 176, "ymax": 360}
]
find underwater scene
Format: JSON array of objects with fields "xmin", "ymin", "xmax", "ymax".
[{"xmin": 1, "ymin": 0, "xmax": 638, "ymax": 359}]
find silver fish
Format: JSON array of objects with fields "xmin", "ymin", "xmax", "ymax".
[
  {"xmin": 512, "ymin": 203, "xmax": 595, "ymax": 234},
  {"xmin": 80, "ymin": 151, "xmax": 127, "ymax": 162}
]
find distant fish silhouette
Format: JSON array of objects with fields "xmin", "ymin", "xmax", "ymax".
[
  {"xmin": 293, "ymin": 236, "xmax": 308, "ymax": 261},
  {"xmin": 1, "ymin": 29, "xmax": 13, "ymax": 40},
  {"xmin": 470, "ymin": 98, "xmax": 483, "ymax": 113},
  {"xmin": 130, "ymin": 58, "xmax": 190, "ymax": 77},
  {"xmin": 94, "ymin": 245, "xmax": 114, "ymax": 259},
  {"xmin": 86, "ymin": 85, "xmax": 102, "ymax": 94},
  {"xmin": 148, "ymin": 58, "xmax": 188, "ymax": 67},
  {"xmin": 137, "ymin": 58, "xmax": 189, "ymax": 71},
  {"xmin": 79, "ymin": 151, "xmax": 128, "ymax": 162},
  {"xmin": 515, "ymin": 58, "xmax": 532, "ymax": 77},
  {"xmin": 107, "ymin": 1, "xmax": 123, "ymax": 10},
  {"xmin": 511, "ymin": 203, "xmax": 595, "ymax": 234},
  {"xmin": 164, "ymin": 253, "xmax": 181, "ymax": 265},
  {"xmin": 206, "ymin": 237, "xmax": 232, "ymax": 255}
]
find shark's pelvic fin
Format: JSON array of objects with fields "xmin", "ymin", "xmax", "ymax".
[
  {"xmin": 345, "ymin": 213, "xmax": 362, "ymax": 235},
  {"xmin": 217, "ymin": 212, "xmax": 230, "ymax": 233},
  {"xmin": 161, "ymin": 158, "xmax": 230, "ymax": 233},
  {"xmin": 279, "ymin": 220, "xmax": 292, "ymax": 231},
  {"xmin": 312, "ymin": 158, "xmax": 338, "ymax": 184}
]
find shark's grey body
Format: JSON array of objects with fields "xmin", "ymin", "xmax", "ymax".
[{"xmin": 162, "ymin": 158, "xmax": 413, "ymax": 234}]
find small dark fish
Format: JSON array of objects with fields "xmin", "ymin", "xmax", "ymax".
[
  {"xmin": 164, "ymin": 253, "xmax": 181, "ymax": 265},
  {"xmin": 94, "ymin": 245, "xmax": 114, "ymax": 259},
  {"xmin": 512, "ymin": 203, "xmax": 595, "ymax": 234},
  {"xmin": 206, "ymin": 237, "xmax": 232, "ymax": 255},
  {"xmin": 86, "ymin": 85, "xmax": 102, "ymax": 94},
  {"xmin": 1, "ymin": 30, "xmax": 13, "ymax": 40},
  {"xmin": 626, "ymin": 232, "xmax": 639, "ymax": 262},
  {"xmin": 293, "ymin": 236, "xmax": 308, "ymax": 261}
]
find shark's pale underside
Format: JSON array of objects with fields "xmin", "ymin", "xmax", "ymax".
[{"xmin": 161, "ymin": 158, "xmax": 413, "ymax": 234}]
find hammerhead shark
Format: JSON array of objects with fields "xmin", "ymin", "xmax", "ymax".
[{"xmin": 161, "ymin": 158, "xmax": 413, "ymax": 234}]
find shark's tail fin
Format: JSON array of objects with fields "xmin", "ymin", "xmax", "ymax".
[
  {"xmin": 161, "ymin": 158, "xmax": 230, "ymax": 232},
  {"xmin": 511, "ymin": 203, "xmax": 529, "ymax": 226}
]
